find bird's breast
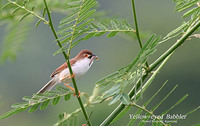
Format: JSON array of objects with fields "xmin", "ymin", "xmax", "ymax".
[
  {"xmin": 72, "ymin": 58, "xmax": 91, "ymax": 77},
  {"xmin": 59, "ymin": 58, "xmax": 91, "ymax": 83}
]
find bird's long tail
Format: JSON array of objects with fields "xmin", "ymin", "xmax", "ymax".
[{"xmin": 37, "ymin": 78, "xmax": 58, "ymax": 94}]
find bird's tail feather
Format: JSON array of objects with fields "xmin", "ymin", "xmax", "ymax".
[{"xmin": 37, "ymin": 78, "xmax": 58, "ymax": 94}]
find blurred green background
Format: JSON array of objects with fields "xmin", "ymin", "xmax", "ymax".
[{"xmin": 0, "ymin": 0, "xmax": 199, "ymax": 126}]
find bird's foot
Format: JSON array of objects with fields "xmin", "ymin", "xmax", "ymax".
[
  {"xmin": 69, "ymin": 73, "xmax": 75, "ymax": 79},
  {"xmin": 73, "ymin": 91, "xmax": 81, "ymax": 97},
  {"xmin": 60, "ymin": 73, "xmax": 75, "ymax": 81},
  {"xmin": 64, "ymin": 83, "xmax": 81, "ymax": 97}
]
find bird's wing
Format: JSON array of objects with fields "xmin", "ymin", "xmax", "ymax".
[{"xmin": 50, "ymin": 59, "xmax": 76, "ymax": 78}]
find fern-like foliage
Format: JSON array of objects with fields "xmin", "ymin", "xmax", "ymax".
[
  {"xmin": 0, "ymin": 0, "xmax": 44, "ymax": 62},
  {"xmin": 162, "ymin": 0, "xmax": 200, "ymax": 42},
  {"xmin": 0, "ymin": 17, "xmax": 32, "ymax": 62},
  {"xmin": 0, "ymin": 86, "xmax": 72, "ymax": 119},
  {"xmin": 174, "ymin": 0, "xmax": 200, "ymax": 18},
  {"xmin": 90, "ymin": 35, "xmax": 160, "ymax": 104},
  {"xmin": 55, "ymin": 111, "xmax": 79, "ymax": 126},
  {"xmin": 0, "ymin": 0, "xmax": 73, "ymax": 62},
  {"xmin": 110, "ymin": 81, "xmax": 200, "ymax": 126},
  {"xmin": 55, "ymin": 0, "xmax": 135, "ymax": 55}
]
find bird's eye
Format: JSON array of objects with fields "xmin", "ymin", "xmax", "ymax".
[{"xmin": 84, "ymin": 54, "xmax": 88, "ymax": 57}]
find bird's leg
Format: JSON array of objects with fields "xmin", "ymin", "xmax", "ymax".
[
  {"xmin": 69, "ymin": 73, "xmax": 75, "ymax": 78},
  {"xmin": 64, "ymin": 83, "xmax": 80, "ymax": 97},
  {"xmin": 60, "ymin": 73, "xmax": 75, "ymax": 81}
]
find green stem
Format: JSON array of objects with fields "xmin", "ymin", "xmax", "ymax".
[
  {"xmin": 43, "ymin": 0, "xmax": 92, "ymax": 126},
  {"xmin": 131, "ymin": 0, "xmax": 142, "ymax": 48},
  {"xmin": 100, "ymin": 18, "xmax": 200, "ymax": 126},
  {"xmin": 131, "ymin": 0, "xmax": 149, "ymax": 68},
  {"xmin": 7, "ymin": 0, "xmax": 48, "ymax": 24},
  {"xmin": 149, "ymin": 20, "xmax": 200, "ymax": 70}
]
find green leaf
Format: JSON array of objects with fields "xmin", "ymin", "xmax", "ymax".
[
  {"xmin": 121, "ymin": 20, "xmax": 131, "ymax": 29},
  {"xmin": 84, "ymin": 32, "xmax": 95, "ymax": 40},
  {"xmin": 94, "ymin": 32, "xmax": 106, "ymax": 37},
  {"xmin": 71, "ymin": 38, "xmax": 85, "ymax": 48},
  {"xmin": 151, "ymin": 85, "xmax": 178, "ymax": 111},
  {"xmin": 44, "ymin": 91, "xmax": 58, "ymax": 97},
  {"xmin": 77, "ymin": 10, "xmax": 96, "ymax": 24},
  {"xmin": 164, "ymin": 22, "xmax": 187, "ymax": 39},
  {"xmin": 52, "ymin": 96, "xmax": 61, "ymax": 105},
  {"xmin": 60, "ymin": 36, "xmax": 72, "ymax": 44},
  {"xmin": 0, "ymin": 107, "xmax": 29, "ymax": 119},
  {"xmin": 64, "ymin": 94, "xmax": 71, "ymax": 101},
  {"xmin": 11, "ymin": 7, "xmax": 21, "ymax": 14},
  {"xmin": 73, "ymin": 28, "xmax": 90, "ymax": 39},
  {"xmin": 80, "ymin": 1, "xmax": 97, "ymax": 17},
  {"xmin": 31, "ymin": 6, "xmax": 36, "ymax": 11},
  {"xmin": 76, "ymin": 18, "xmax": 94, "ymax": 30},
  {"xmin": 28, "ymin": 103, "xmax": 40, "ymax": 112},
  {"xmin": 35, "ymin": 19, "xmax": 42, "ymax": 28},
  {"xmin": 68, "ymin": 0, "xmax": 81, "ymax": 6},
  {"xmin": 40, "ymin": 99, "xmax": 51, "ymax": 110},
  {"xmin": 57, "ymin": 25, "xmax": 73, "ymax": 35},
  {"xmin": 109, "ymin": 94, "xmax": 122, "ymax": 105},
  {"xmin": 22, "ymin": 96, "xmax": 32, "ymax": 101},
  {"xmin": 98, "ymin": 23, "xmax": 108, "ymax": 30},
  {"xmin": 19, "ymin": 12, "xmax": 31, "ymax": 22},
  {"xmin": 32, "ymin": 93, "xmax": 46, "ymax": 100},
  {"xmin": 82, "ymin": 0, "xmax": 95, "ymax": 9},
  {"xmin": 183, "ymin": 7, "xmax": 200, "ymax": 18},
  {"xmin": 11, "ymin": 102, "xmax": 28, "ymax": 108},
  {"xmin": 111, "ymin": 20, "xmax": 119, "ymax": 29},
  {"xmin": 53, "ymin": 45, "xmax": 68, "ymax": 56},
  {"xmin": 56, "ymin": 86, "xmax": 69, "ymax": 93},
  {"xmin": 66, "ymin": 5, "xmax": 80, "ymax": 12},
  {"xmin": 1, "ymin": 2, "xmax": 12, "ymax": 10},
  {"xmin": 175, "ymin": 1, "xmax": 197, "ymax": 12},
  {"xmin": 42, "ymin": 8, "xmax": 47, "ymax": 17},
  {"xmin": 107, "ymin": 31, "xmax": 118, "ymax": 37},
  {"xmin": 89, "ymin": 23, "xmax": 98, "ymax": 29},
  {"xmin": 162, "ymin": 94, "xmax": 188, "ymax": 115},
  {"xmin": 120, "ymin": 93, "xmax": 131, "ymax": 105},
  {"xmin": 59, "ymin": 13, "xmax": 77, "ymax": 28}
]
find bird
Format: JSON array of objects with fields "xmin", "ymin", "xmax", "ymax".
[{"xmin": 37, "ymin": 49, "xmax": 98, "ymax": 96}]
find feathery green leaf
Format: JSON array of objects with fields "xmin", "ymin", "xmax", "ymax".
[
  {"xmin": 28, "ymin": 103, "xmax": 40, "ymax": 112},
  {"xmin": 109, "ymin": 94, "xmax": 122, "ymax": 105},
  {"xmin": 40, "ymin": 99, "xmax": 51, "ymax": 110},
  {"xmin": 52, "ymin": 96, "xmax": 61, "ymax": 105},
  {"xmin": 120, "ymin": 93, "xmax": 131, "ymax": 105}
]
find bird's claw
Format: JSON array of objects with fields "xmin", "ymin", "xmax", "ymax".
[
  {"xmin": 73, "ymin": 91, "xmax": 81, "ymax": 97},
  {"xmin": 69, "ymin": 73, "xmax": 75, "ymax": 79},
  {"xmin": 60, "ymin": 73, "xmax": 75, "ymax": 81}
]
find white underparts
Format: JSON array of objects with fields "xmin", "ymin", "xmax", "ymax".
[{"xmin": 59, "ymin": 58, "xmax": 93, "ymax": 83}]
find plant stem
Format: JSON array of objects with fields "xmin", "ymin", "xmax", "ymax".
[
  {"xmin": 100, "ymin": 19, "xmax": 200, "ymax": 126},
  {"xmin": 43, "ymin": 0, "xmax": 92, "ymax": 126},
  {"xmin": 131, "ymin": 0, "xmax": 149, "ymax": 68},
  {"xmin": 149, "ymin": 20, "xmax": 200, "ymax": 70},
  {"xmin": 7, "ymin": 0, "xmax": 48, "ymax": 24}
]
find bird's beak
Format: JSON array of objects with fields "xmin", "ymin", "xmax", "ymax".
[{"xmin": 89, "ymin": 55, "xmax": 98, "ymax": 66}]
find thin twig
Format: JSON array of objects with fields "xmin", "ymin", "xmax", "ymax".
[
  {"xmin": 42, "ymin": 0, "xmax": 92, "ymax": 126},
  {"xmin": 131, "ymin": 0, "xmax": 149, "ymax": 68},
  {"xmin": 7, "ymin": 0, "xmax": 48, "ymax": 24}
]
